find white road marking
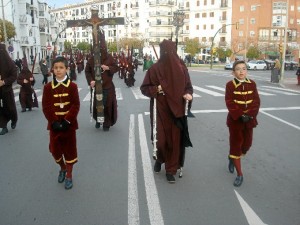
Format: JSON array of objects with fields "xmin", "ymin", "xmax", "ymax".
[
  {"xmin": 258, "ymin": 87, "xmax": 298, "ymax": 95},
  {"xmin": 131, "ymin": 87, "xmax": 148, "ymax": 99},
  {"xmin": 261, "ymin": 85, "xmax": 300, "ymax": 94},
  {"xmin": 116, "ymin": 88, "xmax": 123, "ymax": 100},
  {"xmin": 128, "ymin": 114, "xmax": 140, "ymax": 225},
  {"xmin": 138, "ymin": 114, "xmax": 164, "ymax": 225},
  {"xmin": 193, "ymin": 85, "xmax": 224, "ymax": 96},
  {"xmin": 234, "ymin": 190, "xmax": 267, "ymax": 225},
  {"xmin": 260, "ymin": 110, "xmax": 300, "ymax": 130}
]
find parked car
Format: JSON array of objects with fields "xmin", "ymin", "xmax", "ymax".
[
  {"xmin": 247, "ymin": 60, "xmax": 267, "ymax": 70},
  {"xmin": 137, "ymin": 58, "xmax": 144, "ymax": 65},
  {"xmin": 224, "ymin": 62, "xmax": 234, "ymax": 70}
]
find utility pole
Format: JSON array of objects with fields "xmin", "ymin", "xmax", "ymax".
[
  {"xmin": 280, "ymin": 0, "xmax": 289, "ymax": 84},
  {"xmin": 1, "ymin": 0, "xmax": 8, "ymax": 47}
]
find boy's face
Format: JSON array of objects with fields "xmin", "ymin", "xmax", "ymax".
[
  {"xmin": 232, "ymin": 63, "xmax": 247, "ymax": 80},
  {"xmin": 53, "ymin": 62, "xmax": 68, "ymax": 80}
]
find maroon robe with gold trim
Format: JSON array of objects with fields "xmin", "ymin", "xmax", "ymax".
[
  {"xmin": 225, "ymin": 77, "xmax": 260, "ymax": 158},
  {"xmin": 42, "ymin": 77, "xmax": 80, "ymax": 164}
]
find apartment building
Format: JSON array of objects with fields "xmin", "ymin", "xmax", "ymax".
[{"xmin": 232, "ymin": 0, "xmax": 300, "ymax": 61}]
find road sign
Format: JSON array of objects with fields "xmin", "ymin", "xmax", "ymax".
[
  {"xmin": 8, "ymin": 45, "xmax": 14, "ymax": 53},
  {"xmin": 47, "ymin": 45, "xmax": 52, "ymax": 50}
]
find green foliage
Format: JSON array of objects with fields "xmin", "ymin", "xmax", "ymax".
[
  {"xmin": 118, "ymin": 38, "xmax": 144, "ymax": 50},
  {"xmin": 64, "ymin": 41, "xmax": 72, "ymax": 53},
  {"xmin": 185, "ymin": 38, "xmax": 199, "ymax": 57},
  {"xmin": 76, "ymin": 42, "xmax": 90, "ymax": 52},
  {"xmin": 246, "ymin": 46, "xmax": 260, "ymax": 60},
  {"xmin": 108, "ymin": 41, "xmax": 117, "ymax": 53},
  {"xmin": 217, "ymin": 48, "xmax": 232, "ymax": 62},
  {"xmin": 0, "ymin": 19, "xmax": 16, "ymax": 42}
]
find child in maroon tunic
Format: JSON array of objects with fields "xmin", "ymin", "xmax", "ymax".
[
  {"xmin": 42, "ymin": 57, "xmax": 80, "ymax": 190},
  {"xmin": 225, "ymin": 60, "xmax": 260, "ymax": 187}
]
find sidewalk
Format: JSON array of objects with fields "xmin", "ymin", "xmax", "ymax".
[{"xmin": 280, "ymin": 77, "xmax": 300, "ymax": 91}]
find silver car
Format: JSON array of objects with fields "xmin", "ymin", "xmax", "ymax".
[{"xmin": 247, "ymin": 60, "xmax": 267, "ymax": 70}]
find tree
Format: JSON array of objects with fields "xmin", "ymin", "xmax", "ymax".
[
  {"xmin": 185, "ymin": 38, "xmax": 199, "ymax": 58},
  {"xmin": 76, "ymin": 42, "xmax": 90, "ymax": 52},
  {"xmin": 108, "ymin": 41, "xmax": 117, "ymax": 53},
  {"xmin": 246, "ymin": 46, "xmax": 260, "ymax": 60},
  {"xmin": 0, "ymin": 19, "xmax": 16, "ymax": 42},
  {"xmin": 217, "ymin": 48, "xmax": 232, "ymax": 62},
  {"xmin": 64, "ymin": 41, "xmax": 72, "ymax": 53},
  {"xmin": 118, "ymin": 38, "xmax": 144, "ymax": 51}
]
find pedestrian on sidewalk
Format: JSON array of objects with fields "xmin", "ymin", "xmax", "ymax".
[
  {"xmin": 296, "ymin": 65, "xmax": 300, "ymax": 85},
  {"xmin": 40, "ymin": 59, "xmax": 50, "ymax": 85},
  {"xmin": 140, "ymin": 39, "xmax": 193, "ymax": 183},
  {"xmin": 271, "ymin": 59, "xmax": 280, "ymax": 83},
  {"xmin": 225, "ymin": 60, "xmax": 260, "ymax": 187},
  {"xmin": 0, "ymin": 44, "xmax": 18, "ymax": 135},
  {"xmin": 42, "ymin": 57, "xmax": 80, "ymax": 190}
]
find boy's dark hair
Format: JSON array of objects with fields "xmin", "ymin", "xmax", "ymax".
[
  {"xmin": 233, "ymin": 60, "xmax": 246, "ymax": 71},
  {"xmin": 52, "ymin": 57, "xmax": 68, "ymax": 68}
]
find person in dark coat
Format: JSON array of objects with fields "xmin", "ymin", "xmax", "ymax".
[
  {"xmin": 17, "ymin": 67, "xmax": 38, "ymax": 112},
  {"xmin": 85, "ymin": 31, "xmax": 119, "ymax": 131},
  {"xmin": 40, "ymin": 59, "xmax": 49, "ymax": 85},
  {"xmin": 0, "ymin": 44, "xmax": 18, "ymax": 135},
  {"xmin": 69, "ymin": 59, "xmax": 77, "ymax": 81},
  {"xmin": 140, "ymin": 39, "xmax": 193, "ymax": 183}
]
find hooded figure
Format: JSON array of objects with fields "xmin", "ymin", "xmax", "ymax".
[
  {"xmin": 85, "ymin": 29, "xmax": 119, "ymax": 131},
  {"xmin": 0, "ymin": 44, "xmax": 18, "ymax": 135},
  {"xmin": 140, "ymin": 39, "xmax": 193, "ymax": 183}
]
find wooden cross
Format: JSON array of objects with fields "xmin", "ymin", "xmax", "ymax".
[{"xmin": 66, "ymin": 7, "xmax": 124, "ymax": 123}]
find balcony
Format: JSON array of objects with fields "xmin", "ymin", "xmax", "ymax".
[
  {"xmin": 20, "ymin": 36, "xmax": 36, "ymax": 46},
  {"xmin": 149, "ymin": 21, "xmax": 172, "ymax": 26},
  {"xmin": 19, "ymin": 15, "xmax": 31, "ymax": 24},
  {"xmin": 149, "ymin": 0, "xmax": 174, "ymax": 6},
  {"xmin": 149, "ymin": 32, "xmax": 172, "ymax": 37}
]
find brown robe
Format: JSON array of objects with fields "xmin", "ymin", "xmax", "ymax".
[
  {"xmin": 17, "ymin": 68, "xmax": 38, "ymax": 110},
  {"xmin": 140, "ymin": 40, "xmax": 193, "ymax": 174},
  {"xmin": 0, "ymin": 44, "xmax": 18, "ymax": 128},
  {"xmin": 85, "ymin": 55, "xmax": 119, "ymax": 127}
]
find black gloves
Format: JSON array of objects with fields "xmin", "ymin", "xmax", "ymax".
[
  {"xmin": 51, "ymin": 121, "xmax": 61, "ymax": 131},
  {"xmin": 51, "ymin": 120, "xmax": 70, "ymax": 131},
  {"xmin": 60, "ymin": 119, "xmax": 71, "ymax": 131},
  {"xmin": 240, "ymin": 114, "xmax": 253, "ymax": 123}
]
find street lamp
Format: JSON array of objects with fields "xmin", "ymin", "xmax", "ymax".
[
  {"xmin": 172, "ymin": 10, "xmax": 185, "ymax": 51},
  {"xmin": 1, "ymin": 0, "xmax": 8, "ymax": 47}
]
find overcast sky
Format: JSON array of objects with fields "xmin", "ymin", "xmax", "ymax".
[{"xmin": 47, "ymin": 0, "xmax": 86, "ymax": 8}]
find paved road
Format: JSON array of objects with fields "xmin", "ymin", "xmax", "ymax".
[{"xmin": 1, "ymin": 66, "xmax": 299, "ymax": 225}]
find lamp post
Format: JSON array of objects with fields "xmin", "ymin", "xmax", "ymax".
[
  {"xmin": 210, "ymin": 23, "xmax": 239, "ymax": 69},
  {"xmin": 280, "ymin": 0, "xmax": 289, "ymax": 84},
  {"xmin": 172, "ymin": 10, "xmax": 185, "ymax": 51}
]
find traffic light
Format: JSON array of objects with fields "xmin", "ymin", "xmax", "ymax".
[
  {"xmin": 235, "ymin": 22, "xmax": 239, "ymax": 30},
  {"xmin": 212, "ymin": 47, "xmax": 217, "ymax": 54},
  {"xmin": 279, "ymin": 44, "xmax": 283, "ymax": 53}
]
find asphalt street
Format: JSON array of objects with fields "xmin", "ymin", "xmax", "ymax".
[{"xmin": 1, "ymin": 64, "xmax": 299, "ymax": 225}]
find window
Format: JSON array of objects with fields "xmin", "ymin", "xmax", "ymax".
[
  {"xmin": 211, "ymin": 0, "xmax": 215, "ymax": 5},
  {"xmin": 239, "ymin": 31, "xmax": 243, "ymax": 37},
  {"xmin": 210, "ymin": 12, "xmax": 214, "ymax": 17},
  {"xmin": 204, "ymin": 0, "xmax": 207, "ymax": 5},
  {"xmin": 196, "ymin": 25, "xmax": 199, "ymax": 30},
  {"xmin": 211, "ymin": 24, "xmax": 214, "ymax": 29},
  {"xmin": 203, "ymin": 24, "xmax": 206, "ymax": 30},
  {"xmin": 250, "ymin": 18, "xmax": 256, "ymax": 24},
  {"xmin": 197, "ymin": 1, "xmax": 200, "ymax": 6},
  {"xmin": 240, "ymin": 6, "xmax": 244, "ymax": 12},
  {"xmin": 202, "ymin": 37, "xmax": 207, "ymax": 42},
  {"xmin": 195, "ymin": 13, "xmax": 200, "ymax": 18},
  {"xmin": 202, "ymin": 13, "xmax": 207, "ymax": 17},
  {"xmin": 250, "ymin": 31, "xmax": 255, "ymax": 37},
  {"xmin": 239, "ymin": 18, "xmax": 244, "ymax": 25}
]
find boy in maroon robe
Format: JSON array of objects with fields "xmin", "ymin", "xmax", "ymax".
[
  {"xmin": 42, "ymin": 57, "xmax": 80, "ymax": 190},
  {"xmin": 225, "ymin": 60, "xmax": 260, "ymax": 187},
  {"xmin": 140, "ymin": 39, "xmax": 193, "ymax": 183}
]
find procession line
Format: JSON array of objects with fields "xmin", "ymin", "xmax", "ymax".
[{"xmin": 138, "ymin": 114, "xmax": 164, "ymax": 225}]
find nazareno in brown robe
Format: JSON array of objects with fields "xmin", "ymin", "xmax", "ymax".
[
  {"xmin": 140, "ymin": 39, "xmax": 193, "ymax": 175},
  {"xmin": 17, "ymin": 67, "xmax": 38, "ymax": 110},
  {"xmin": 0, "ymin": 44, "xmax": 18, "ymax": 128}
]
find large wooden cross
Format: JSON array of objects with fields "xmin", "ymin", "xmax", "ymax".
[{"xmin": 66, "ymin": 7, "xmax": 124, "ymax": 123}]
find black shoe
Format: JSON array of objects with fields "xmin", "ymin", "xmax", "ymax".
[
  {"xmin": 233, "ymin": 176, "xmax": 243, "ymax": 187},
  {"xmin": 103, "ymin": 126, "xmax": 110, "ymax": 131},
  {"xmin": 0, "ymin": 127, "xmax": 8, "ymax": 135},
  {"xmin": 95, "ymin": 122, "xmax": 101, "ymax": 129},
  {"xmin": 166, "ymin": 174, "xmax": 176, "ymax": 183},
  {"xmin": 11, "ymin": 121, "xmax": 17, "ymax": 129},
  {"xmin": 228, "ymin": 157, "xmax": 234, "ymax": 173},
  {"xmin": 65, "ymin": 178, "xmax": 73, "ymax": 190},
  {"xmin": 21, "ymin": 108, "xmax": 26, "ymax": 112},
  {"xmin": 28, "ymin": 108, "xmax": 32, "ymax": 111},
  {"xmin": 154, "ymin": 161, "xmax": 161, "ymax": 173},
  {"xmin": 58, "ymin": 170, "xmax": 66, "ymax": 183}
]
